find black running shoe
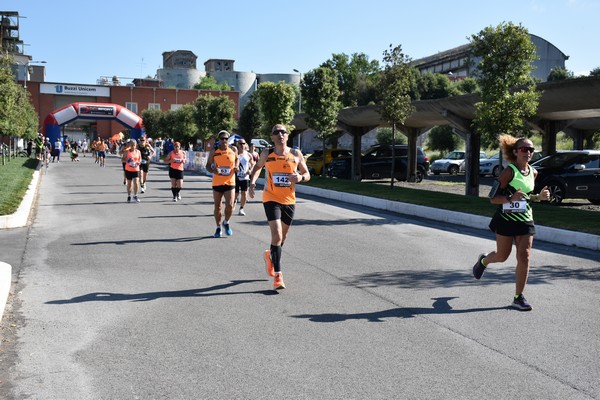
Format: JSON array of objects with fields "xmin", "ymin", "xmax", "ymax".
[
  {"xmin": 472, "ymin": 253, "xmax": 488, "ymax": 279},
  {"xmin": 511, "ymin": 294, "xmax": 532, "ymax": 311}
]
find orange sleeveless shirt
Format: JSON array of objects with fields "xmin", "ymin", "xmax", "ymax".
[
  {"xmin": 169, "ymin": 150, "xmax": 185, "ymax": 171},
  {"xmin": 124, "ymin": 149, "xmax": 141, "ymax": 172},
  {"xmin": 212, "ymin": 147, "xmax": 236, "ymax": 186},
  {"xmin": 262, "ymin": 148, "xmax": 298, "ymax": 205}
]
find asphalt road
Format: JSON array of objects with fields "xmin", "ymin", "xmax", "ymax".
[{"xmin": 1, "ymin": 155, "xmax": 599, "ymax": 399}]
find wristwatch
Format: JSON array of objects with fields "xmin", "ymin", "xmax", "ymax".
[{"xmin": 506, "ymin": 194, "xmax": 512, "ymax": 203}]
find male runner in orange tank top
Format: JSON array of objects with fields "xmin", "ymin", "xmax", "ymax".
[
  {"xmin": 248, "ymin": 124, "xmax": 310, "ymax": 290},
  {"xmin": 207, "ymin": 130, "xmax": 239, "ymax": 238}
]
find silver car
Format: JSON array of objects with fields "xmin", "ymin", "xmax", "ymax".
[{"xmin": 432, "ymin": 151, "xmax": 487, "ymax": 175}]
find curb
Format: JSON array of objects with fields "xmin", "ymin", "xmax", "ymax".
[
  {"xmin": 295, "ymin": 184, "xmax": 600, "ymax": 251},
  {"xmin": 0, "ymin": 262, "xmax": 11, "ymax": 321}
]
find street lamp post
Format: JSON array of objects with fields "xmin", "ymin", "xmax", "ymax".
[
  {"xmin": 16, "ymin": 60, "xmax": 46, "ymax": 88},
  {"xmin": 293, "ymin": 69, "xmax": 303, "ymax": 150},
  {"xmin": 293, "ymin": 69, "xmax": 302, "ymax": 113}
]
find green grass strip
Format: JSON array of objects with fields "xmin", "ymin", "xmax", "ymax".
[
  {"xmin": 0, "ymin": 158, "xmax": 38, "ymax": 215},
  {"xmin": 305, "ymin": 177, "xmax": 600, "ymax": 236}
]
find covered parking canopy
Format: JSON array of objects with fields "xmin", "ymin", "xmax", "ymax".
[{"xmin": 292, "ymin": 75, "xmax": 600, "ymax": 194}]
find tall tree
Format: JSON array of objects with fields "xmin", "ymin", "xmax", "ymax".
[
  {"xmin": 321, "ymin": 52, "xmax": 380, "ymax": 107},
  {"xmin": 172, "ymin": 104, "xmax": 197, "ymax": 145},
  {"xmin": 301, "ymin": 66, "xmax": 342, "ymax": 173},
  {"xmin": 427, "ymin": 125, "xmax": 463, "ymax": 153},
  {"xmin": 194, "ymin": 94, "xmax": 236, "ymax": 143},
  {"xmin": 379, "ymin": 44, "xmax": 415, "ymax": 185},
  {"xmin": 0, "ymin": 59, "xmax": 39, "ymax": 140},
  {"xmin": 470, "ymin": 22, "xmax": 540, "ymax": 149},
  {"xmin": 255, "ymin": 81, "xmax": 297, "ymax": 134},
  {"xmin": 238, "ymin": 93, "xmax": 262, "ymax": 140},
  {"xmin": 140, "ymin": 108, "xmax": 162, "ymax": 137}
]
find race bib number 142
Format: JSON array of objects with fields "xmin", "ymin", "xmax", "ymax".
[{"xmin": 273, "ymin": 173, "xmax": 291, "ymax": 187}]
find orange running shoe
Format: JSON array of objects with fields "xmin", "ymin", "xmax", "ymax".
[
  {"xmin": 264, "ymin": 249, "xmax": 275, "ymax": 277},
  {"xmin": 273, "ymin": 273, "xmax": 285, "ymax": 290}
]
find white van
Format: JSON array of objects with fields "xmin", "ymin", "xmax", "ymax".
[{"xmin": 251, "ymin": 138, "xmax": 271, "ymax": 150}]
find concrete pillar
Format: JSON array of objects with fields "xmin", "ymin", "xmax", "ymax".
[
  {"xmin": 405, "ymin": 128, "xmax": 420, "ymax": 182},
  {"xmin": 465, "ymin": 131, "xmax": 481, "ymax": 197}
]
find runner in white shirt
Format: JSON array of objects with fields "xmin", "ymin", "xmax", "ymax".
[{"xmin": 234, "ymin": 139, "xmax": 254, "ymax": 216}]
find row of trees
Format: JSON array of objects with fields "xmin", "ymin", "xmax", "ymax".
[{"xmin": 141, "ymin": 80, "xmax": 300, "ymax": 146}]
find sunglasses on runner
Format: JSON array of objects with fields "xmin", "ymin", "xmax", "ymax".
[{"xmin": 518, "ymin": 146, "xmax": 535, "ymax": 153}]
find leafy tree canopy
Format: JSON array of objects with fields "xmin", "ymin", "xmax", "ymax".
[
  {"xmin": 426, "ymin": 125, "xmax": 463, "ymax": 153},
  {"xmin": 0, "ymin": 56, "xmax": 39, "ymax": 139},
  {"xmin": 469, "ymin": 22, "xmax": 541, "ymax": 147},
  {"xmin": 301, "ymin": 66, "xmax": 342, "ymax": 144},
  {"xmin": 238, "ymin": 93, "xmax": 263, "ymax": 140},
  {"xmin": 321, "ymin": 52, "xmax": 380, "ymax": 107},
  {"xmin": 377, "ymin": 127, "xmax": 407, "ymax": 145},
  {"xmin": 255, "ymin": 81, "xmax": 297, "ymax": 134},
  {"xmin": 415, "ymin": 71, "xmax": 461, "ymax": 100},
  {"xmin": 547, "ymin": 66, "xmax": 575, "ymax": 81},
  {"xmin": 193, "ymin": 75, "xmax": 231, "ymax": 91},
  {"xmin": 378, "ymin": 44, "xmax": 415, "ymax": 126},
  {"xmin": 194, "ymin": 94, "xmax": 236, "ymax": 141}
]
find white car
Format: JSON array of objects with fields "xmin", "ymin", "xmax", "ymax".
[
  {"xmin": 479, "ymin": 153, "xmax": 503, "ymax": 177},
  {"xmin": 251, "ymin": 138, "xmax": 270, "ymax": 151},
  {"xmin": 431, "ymin": 151, "xmax": 487, "ymax": 175},
  {"xmin": 480, "ymin": 151, "xmax": 543, "ymax": 177}
]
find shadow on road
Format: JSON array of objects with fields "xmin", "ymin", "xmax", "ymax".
[
  {"xmin": 45, "ymin": 279, "xmax": 275, "ymax": 304},
  {"xmin": 292, "ymin": 297, "xmax": 509, "ymax": 323}
]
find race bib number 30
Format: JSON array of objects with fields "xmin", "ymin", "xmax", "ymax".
[
  {"xmin": 502, "ymin": 201, "xmax": 527, "ymax": 213},
  {"xmin": 273, "ymin": 173, "xmax": 291, "ymax": 187},
  {"xmin": 217, "ymin": 167, "xmax": 231, "ymax": 176}
]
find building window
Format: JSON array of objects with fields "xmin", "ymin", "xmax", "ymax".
[
  {"xmin": 171, "ymin": 104, "xmax": 182, "ymax": 110},
  {"xmin": 148, "ymin": 103, "xmax": 161, "ymax": 111},
  {"xmin": 126, "ymin": 102, "xmax": 138, "ymax": 114}
]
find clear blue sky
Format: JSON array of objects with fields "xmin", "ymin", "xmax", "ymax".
[{"xmin": 4, "ymin": 0, "xmax": 599, "ymax": 85}]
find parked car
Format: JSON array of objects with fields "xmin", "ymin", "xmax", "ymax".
[
  {"xmin": 480, "ymin": 151, "xmax": 543, "ymax": 177},
  {"xmin": 432, "ymin": 150, "xmax": 487, "ymax": 175},
  {"xmin": 250, "ymin": 138, "xmax": 271, "ymax": 151},
  {"xmin": 306, "ymin": 148, "xmax": 352, "ymax": 175},
  {"xmin": 326, "ymin": 144, "xmax": 430, "ymax": 182},
  {"xmin": 531, "ymin": 150, "xmax": 600, "ymax": 205}
]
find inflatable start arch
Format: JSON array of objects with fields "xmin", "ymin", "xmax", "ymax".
[{"xmin": 43, "ymin": 102, "xmax": 145, "ymax": 144}]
